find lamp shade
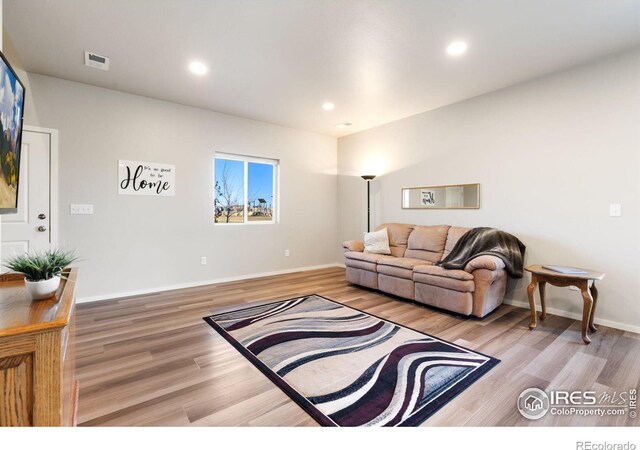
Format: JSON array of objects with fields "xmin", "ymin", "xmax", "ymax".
[{"xmin": 361, "ymin": 175, "xmax": 376, "ymax": 180}]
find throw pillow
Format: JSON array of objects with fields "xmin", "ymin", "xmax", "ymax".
[{"xmin": 364, "ymin": 228, "xmax": 391, "ymax": 255}]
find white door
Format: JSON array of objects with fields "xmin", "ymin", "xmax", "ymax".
[{"xmin": 1, "ymin": 130, "xmax": 53, "ymax": 266}]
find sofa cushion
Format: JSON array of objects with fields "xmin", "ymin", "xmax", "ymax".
[
  {"xmin": 377, "ymin": 257, "xmax": 432, "ymax": 270},
  {"xmin": 377, "ymin": 264, "xmax": 414, "ymax": 280},
  {"xmin": 375, "ymin": 223, "xmax": 414, "ymax": 258},
  {"xmin": 413, "ymin": 264, "xmax": 474, "ymax": 293},
  {"xmin": 363, "ymin": 228, "xmax": 391, "ymax": 255},
  {"xmin": 345, "ymin": 258, "xmax": 376, "ymax": 272},
  {"xmin": 413, "ymin": 272, "xmax": 475, "ymax": 293},
  {"xmin": 377, "ymin": 257, "xmax": 432, "ymax": 280},
  {"xmin": 413, "ymin": 264, "xmax": 474, "ymax": 281},
  {"xmin": 344, "ymin": 251, "xmax": 391, "ymax": 273},
  {"xmin": 404, "ymin": 225, "xmax": 450, "ymax": 263},
  {"xmin": 442, "ymin": 226, "xmax": 471, "ymax": 259},
  {"xmin": 345, "ymin": 251, "xmax": 390, "ymax": 264}
]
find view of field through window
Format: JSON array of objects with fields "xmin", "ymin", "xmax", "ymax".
[{"xmin": 214, "ymin": 157, "xmax": 275, "ymax": 223}]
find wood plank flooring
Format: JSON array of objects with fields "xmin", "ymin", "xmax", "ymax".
[{"xmin": 74, "ymin": 267, "xmax": 640, "ymax": 426}]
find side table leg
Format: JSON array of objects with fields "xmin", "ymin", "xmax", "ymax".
[
  {"xmin": 589, "ymin": 282, "xmax": 599, "ymax": 333},
  {"xmin": 527, "ymin": 278, "xmax": 538, "ymax": 330},
  {"xmin": 580, "ymin": 284, "xmax": 593, "ymax": 344},
  {"xmin": 538, "ymin": 281, "xmax": 547, "ymax": 321}
]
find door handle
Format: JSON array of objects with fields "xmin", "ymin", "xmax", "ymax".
[
  {"xmin": 38, "ymin": 213, "xmax": 47, "ymax": 220},
  {"xmin": 37, "ymin": 226, "xmax": 47, "ymax": 232}
]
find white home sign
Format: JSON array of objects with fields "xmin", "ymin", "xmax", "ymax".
[{"xmin": 118, "ymin": 160, "xmax": 175, "ymax": 196}]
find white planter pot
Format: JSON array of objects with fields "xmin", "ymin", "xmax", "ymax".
[{"xmin": 24, "ymin": 276, "xmax": 61, "ymax": 300}]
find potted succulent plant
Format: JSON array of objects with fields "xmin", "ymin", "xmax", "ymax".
[{"xmin": 4, "ymin": 249, "xmax": 77, "ymax": 300}]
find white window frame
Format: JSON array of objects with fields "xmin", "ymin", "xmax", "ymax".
[{"xmin": 214, "ymin": 152, "xmax": 279, "ymax": 225}]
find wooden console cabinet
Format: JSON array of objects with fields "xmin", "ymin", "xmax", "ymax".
[{"xmin": 0, "ymin": 268, "xmax": 78, "ymax": 426}]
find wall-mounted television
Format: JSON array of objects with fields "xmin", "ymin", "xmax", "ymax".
[{"xmin": 0, "ymin": 49, "xmax": 26, "ymax": 214}]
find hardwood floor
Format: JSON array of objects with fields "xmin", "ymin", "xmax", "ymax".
[{"xmin": 74, "ymin": 267, "xmax": 640, "ymax": 426}]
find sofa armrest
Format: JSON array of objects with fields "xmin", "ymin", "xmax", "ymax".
[
  {"xmin": 464, "ymin": 255, "xmax": 506, "ymax": 273},
  {"xmin": 343, "ymin": 240, "xmax": 365, "ymax": 253}
]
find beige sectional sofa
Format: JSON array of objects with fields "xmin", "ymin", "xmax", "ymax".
[{"xmin": 342, "ymin": 223, "xmax": 508, "ymax": 318}]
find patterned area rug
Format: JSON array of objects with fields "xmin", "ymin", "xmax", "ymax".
[{"xmin": 204, "ymin": 295, "xmax": 499, "ymax": 427}]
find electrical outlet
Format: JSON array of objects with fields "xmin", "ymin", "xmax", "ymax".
[
  {"xmin": 284, "ymin": 249, "xmax": 290, "ymax": 257},
  {"xmin": 609, "ymin": 203, "xmax": 621, "ymax": 217},
  {"xmin": 200, "ymin": 256, "xmax": 207, "ymax": 265},
  {"xmin": 70, "ymin": 204, "xmax": 93, "ymax": 215}
]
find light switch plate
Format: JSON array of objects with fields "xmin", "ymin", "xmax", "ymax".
[
  {"xmin": 70, "ymin": 204, "xmax": 93, "ymax": 215},
  {"xmin": 609, "ymin": 203, "xmax": 621, "ymax": 217}
]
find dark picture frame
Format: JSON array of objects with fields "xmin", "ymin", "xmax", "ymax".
[{"xmin": 0, "ymin": 49, "xmax": 26, "ymax": 214}]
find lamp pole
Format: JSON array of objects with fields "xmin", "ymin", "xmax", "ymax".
[{"xmin": 361, "ymin": 175, "xmax": 376, "ymax": 232}]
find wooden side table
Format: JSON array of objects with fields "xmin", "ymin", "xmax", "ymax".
[
  {"xmin": 0, "ymin": 268, "xmax": 79, "ymax": 426},
  {"xmin": 525, "ymin": 265, "xmax": 605, "ymax": 344}
]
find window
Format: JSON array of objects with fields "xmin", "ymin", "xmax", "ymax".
[{"xmin": 214, "ymin": 153, "xmax": 278, "ymax": 224}]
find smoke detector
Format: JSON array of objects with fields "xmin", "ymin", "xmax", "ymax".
[{"xmin": 84, "ymin": 51, "xmax": 110, "ymax": 71}]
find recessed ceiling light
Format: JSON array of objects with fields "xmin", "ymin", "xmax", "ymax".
[
  {"xmin": 446, "ymin": 41, "xmax": 468, "ymax": 57},
  {"xmin": 336, "ymin": 122, "xmax": 352, "ymax": 128},
  {"xmin": 322, "ymin": 102, "xmax": 335, "ymax": 111},
  {"xmin": 189, "ymin": 61, "xmax": 207, "ymax": 75}
]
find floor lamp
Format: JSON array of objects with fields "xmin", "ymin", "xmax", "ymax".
[{"xmin": 361, "ymin": 175, "xmax": 376, "ymax": 232}]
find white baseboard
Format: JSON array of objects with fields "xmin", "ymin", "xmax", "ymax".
[
  {"xmin": 76, "ymin": 263, "xmax": 344, "ymax": 304},
  {"xmin": 76, "ymin": 266, "xmax": 640, "ymax": 335},
  {"xmin": 504, "ymin": 298, "xmax": 640, "ymax": 334}
]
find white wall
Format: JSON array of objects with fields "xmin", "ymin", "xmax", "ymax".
[
  {"xmin": 6, "ymin": 24, "xmax": 640, "ymax": 332},
  {"xmin": 22, "ymin": 74, "xmax": 338, "ymax": 300},
  {"xmin": 338, "ymin": 48, "xmax": 640, "ymax": 332}
]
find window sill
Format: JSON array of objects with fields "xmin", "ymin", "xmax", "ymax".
[{"xmin": 214, "ymin": 221, "xmax": 279, "ymax": 226}]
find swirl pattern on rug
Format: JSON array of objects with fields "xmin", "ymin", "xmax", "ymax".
[{"xmin": 205, "ymin": 295, "xmax": 499, "ymax": 426}]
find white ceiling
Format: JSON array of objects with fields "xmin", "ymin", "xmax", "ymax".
[{"xmin": 5, "ymin": 0, "xmax": 640, "ymax": 137}]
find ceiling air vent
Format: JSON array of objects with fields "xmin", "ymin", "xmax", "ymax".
[{"xmin": 84, "ymin": 51, "xmax": 110, "ymax": 71}]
